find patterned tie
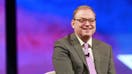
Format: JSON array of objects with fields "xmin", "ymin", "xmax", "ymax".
[{"xmin": 83, "ymin": 43, "xmax": 97, "ymax": 74}]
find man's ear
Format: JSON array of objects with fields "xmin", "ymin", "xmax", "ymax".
[{"xmin": 71, "ymin": 20, "xmax": 74, "ymax": 28}]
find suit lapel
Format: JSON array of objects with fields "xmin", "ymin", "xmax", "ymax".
[
  {"xmin": 70, "ymin": 33, "xmax": 88, "ymax": 67},
  {"xmin": 69, "ymin": 33, "xmax": 102, "ymax": 74},
  {"xmin": 92, "ymin": 39, "xmax": 101, "ymax": 74}
]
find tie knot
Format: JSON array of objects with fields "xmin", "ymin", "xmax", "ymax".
[
  {"xmin": 84, "ymin": 43, "xmax": 89, "ymax": 49},
  {"xmin": 83, "ymin": 43, "xmax": 91, "ymax": 49}
]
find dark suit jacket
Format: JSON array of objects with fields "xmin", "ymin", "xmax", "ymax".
[{"xmin": 53, "ymin": 33, "xmax": 116, "ymax": 74}]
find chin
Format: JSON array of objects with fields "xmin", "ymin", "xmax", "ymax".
[{"xmin": 83, "ymin": 33, "xmax": 92, "ymax": 36}]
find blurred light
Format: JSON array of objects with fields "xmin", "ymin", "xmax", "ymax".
[{"xmin": 117, "ymin": 54, "xmax": 132, "ymax": 70}]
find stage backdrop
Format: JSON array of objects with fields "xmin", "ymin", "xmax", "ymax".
[
  {"xmin": 17, "ymin": 0, "xmax": 132, "ymax": 74},
  {"xmin": 0, "ymin": 0, "xmax": 5, "ymax": 74}
]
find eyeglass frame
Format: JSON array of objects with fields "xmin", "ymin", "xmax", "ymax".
[{"xmin": 73, "ymin": 17, "xmax": 96, "ymax": 24}]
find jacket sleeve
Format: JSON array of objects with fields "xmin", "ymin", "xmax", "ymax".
[
  {"xmin": 52, "ymin": 41, "xmax": 74, "ymax": 74},
  {"xmin": 108, "ymin": 47, "xmax": 116, "ymax": 74}
]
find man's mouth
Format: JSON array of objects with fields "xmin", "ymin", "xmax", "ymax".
[{"xmin": 81, "ymin": 25, "xmax": 94, "ymax": 30}]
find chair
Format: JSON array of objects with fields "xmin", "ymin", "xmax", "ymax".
[{"xmin": 45, "ymin": 71, "xmax": 56, "ymax": 74}]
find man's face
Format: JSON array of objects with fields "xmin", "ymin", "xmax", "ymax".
[{"xmin": 72, "ymin": 9, "xmax": 96, "ymax": 38}]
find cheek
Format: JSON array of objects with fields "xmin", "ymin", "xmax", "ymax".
[
  {"xmin": 74, "ymin": 25, "xmax": 81, "ymax": 30},
  {"xmin": 91, "ymin": 24, "xmax": 96, "ymax": 30},
  {"xmin": 75, "ymin": 27, "xmax": 83, "ymax": 34}
]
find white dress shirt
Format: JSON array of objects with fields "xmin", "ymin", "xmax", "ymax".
[{"xmin": 75, "ymin": 34, "xmax": 94, "ymax": 60}]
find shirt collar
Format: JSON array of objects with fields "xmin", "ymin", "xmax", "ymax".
[{"xmin": 75, "ymin": 34, "xmax": 92, "ymax": 47}]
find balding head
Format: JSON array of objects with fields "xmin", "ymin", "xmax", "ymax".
[{"xmin": 73, "ymin": 5, "xmax": 95, "ymax": 19}]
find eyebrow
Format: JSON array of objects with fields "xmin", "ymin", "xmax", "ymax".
[{"xmin": 75, "ymin": 17, "xmax": 96, "ymax": 19}]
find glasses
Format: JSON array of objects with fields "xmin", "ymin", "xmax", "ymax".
[{"xmin": 74, "ymin": 18, "xmax": 96, "ymax": 23}]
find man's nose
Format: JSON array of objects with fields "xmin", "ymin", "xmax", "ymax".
[{"xmin": 85, "ymin": 21, "xmax": 90, "ymax": 26}]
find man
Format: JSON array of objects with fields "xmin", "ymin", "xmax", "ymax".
[{"xmin": 53, "ymin": 5, "xmax": 116, "ymax": 74}]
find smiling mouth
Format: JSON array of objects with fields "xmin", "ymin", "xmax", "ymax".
[
  {"xmin": 82, "ymin": 27, "xmax": 94, "ymax": 30},
  {"xmin": 81, "ymin": 27, "xmax": 90, "ymax": 31},
  {"xmin": 81, "ymin": 25, "xmax": 94, "ymax": 30}
]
